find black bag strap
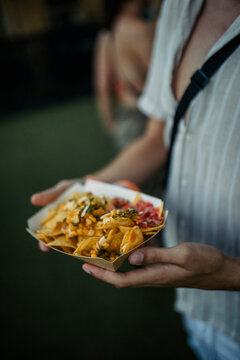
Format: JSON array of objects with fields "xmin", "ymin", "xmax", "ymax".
[{"xmin": 164, "ymin": 32, "xmax": 240, "ymax": 186}]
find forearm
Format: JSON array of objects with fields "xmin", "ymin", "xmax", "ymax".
[{"xmin": 94, "ymin": 120, "xmax": 167, "ymax": 184}]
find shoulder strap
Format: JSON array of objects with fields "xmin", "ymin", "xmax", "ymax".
[{"xmin": 164, "ymin": 32, "xmax": 240, "ymax": 186}]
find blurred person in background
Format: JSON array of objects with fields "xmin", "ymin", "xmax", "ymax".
[
  {"xmin": 31, "ymin": 0, "xmax": 240, "ymax": 359},
  {"xmin": 94, "ymin": 0, "xmax": 161, "ymax": 150}
]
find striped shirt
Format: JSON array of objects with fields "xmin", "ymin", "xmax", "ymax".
[{"xmin": 138, "ymin": 0, "xmax": 240, "ymax": 344}]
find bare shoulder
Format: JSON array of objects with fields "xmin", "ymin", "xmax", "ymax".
[{"xmin": 114, "ymin": 15, "xmax": 155, "ymax": 44}]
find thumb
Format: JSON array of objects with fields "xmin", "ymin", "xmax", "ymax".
[
  {"xmin": 128, "ymin": 245, "xmax": 185, "ymax": 266},
  {"xmin": 30, "ymin": 181, "xmax": 72, "ymax": 206}
]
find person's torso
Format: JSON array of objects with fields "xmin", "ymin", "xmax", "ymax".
[{"xmin": 138, "ymin": 0, "xmax": 240, "ymax": 343}]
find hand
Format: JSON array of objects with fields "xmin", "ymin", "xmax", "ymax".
[
  {"xmin": 82, "ymin": 242, "xmax": 238, "ymax": 290},
  {"xmin": 30, "ymin": 175, "xmax": 101, "ymax": 252},
  {"xmin": 31, "ymin": 180, "xmax": 75, "ymax": 207},
  {"xmin": 30, "ymin": 180, "xmax": 75, "ymax": 251},
  {"xmin": 31, "ymin": 177, "xmax": 90, "ymax": 251}
]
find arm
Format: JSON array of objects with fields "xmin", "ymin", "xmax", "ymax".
[
  {"xmin": 94, "ymin": 117, "xmax": 168, "ymax": 184},
  {"xmin": 31, "ymin": 118, "xmax": 167, "ymax": 205},
  {"xmin": 94, "ymin": 31, "xmax": 115, "ymax": 134}
]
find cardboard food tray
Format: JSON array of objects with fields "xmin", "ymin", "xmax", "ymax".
[{"xmin": 26, "ymin": 179, "xmax": 168, "ymax": 271}]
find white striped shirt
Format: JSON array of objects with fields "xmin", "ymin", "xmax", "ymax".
[{"xmin": 138, "ymin": 0, "xmax": 240, "ymax": 344}]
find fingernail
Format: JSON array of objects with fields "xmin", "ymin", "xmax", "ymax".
[
  {"xmin": 30, "ymin": 194, "xmax": 38, "ymax": 203},
  {"xmin": 83, "ymin": 266, "xmax": 92, "ymax": 275},
  {"xmin": 130, "ymin": 252, "xmax": 144, "ymax": 265}
]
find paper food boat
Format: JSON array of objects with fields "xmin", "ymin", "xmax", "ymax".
[{"xmin": 27, "ymin": 179, "xmax": 167, "ymax": 271}]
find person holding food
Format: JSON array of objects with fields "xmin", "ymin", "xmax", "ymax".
[{"xmin": 31, "ymin": 0, "xmax": 240, "ymax": 359}]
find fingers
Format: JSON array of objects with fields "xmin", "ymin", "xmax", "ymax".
[
  {"xmin": 82, "ymin": 262, "xmax": 186, "ymax": 288},
  {"xmin": 30, "ymin": 181, "xmax": 72, "ymax": 206},
  {"xmin": 128, "ymin": 246, "xmax": 168, "ymax": 266},
  {"xmin": 85, "ymin": 175, "xmax": 101, "ymax": 181},
  {"xmin": 38, "ymin": 241, "xmax": 50, "ymax": 252},
  {"xmin": 30, "ymin": 177, "xmax": 100, "ymax": 206},
  {"xmin": 82, "ymin": 263, "xmax": 155, "ymax": 287},
  {"xmin": 31, "ymin": 181, "xmax": 72, "ymax": 254},
  {"xmin": 81, "ymin": 247, "xmax": 174, "ymax": 287},
  {"xmin": 115, "ymin": 180, "xmax": 141, "ymax": 192}
]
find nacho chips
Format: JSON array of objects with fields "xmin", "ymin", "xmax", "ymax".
[{"xmin": 36, "ymin": 191, "xmax": 165, "ymax": 262}]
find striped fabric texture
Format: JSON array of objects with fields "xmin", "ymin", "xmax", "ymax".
[{"xmin": 138, "ymin": 0, "xmax": 240, "ymax": 343}]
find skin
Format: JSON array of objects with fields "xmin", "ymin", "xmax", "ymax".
[
  {"xmin": 94, "ymin": 1, "xmax": 156, "ymax": 134},
  {"xmin": 82, "ymin": 244, "xmax": 240, "ymax": 290},
  {"xmin": 31, "ymin": 0, "xmax": 240, "ymax": 290}
]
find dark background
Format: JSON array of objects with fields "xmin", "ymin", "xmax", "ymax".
[{"xmin": 0, "ymin": 1, "xmax": 196, "ymax": 359}]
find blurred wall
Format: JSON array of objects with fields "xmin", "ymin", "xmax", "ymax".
[
  {"xmin": 1, "ymin": 0, "xmax": 49, "ymax": 37},
  {"xmin": 0, "ymin": 0, "xmax": 104, "ymax": 114},
  {"xmin": 0, "ymin": 0, "xmax": 104, "ymax": 37}
]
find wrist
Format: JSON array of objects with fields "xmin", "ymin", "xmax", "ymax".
[{"xmin": 219, "ymin": 256, "xmax": 240, "ymax": 291}]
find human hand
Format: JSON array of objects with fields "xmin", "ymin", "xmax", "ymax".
[
  {"xmin": 31, "ymin": 180, "xmax": 75, "ymax": 207},
  {"xmin": 82, "ymin": 243, "xmax": 233, "ymax": 290},
  {"xmin": 30, "ymin": 180, "xmax": 76, "ymax": 251},
  {"xmin": 30, "ymin": 175, "xmax": 103, "ymax": 251},
  {"xmin": 30, "ymin": 175, "xmax": 100, "ymax": 207}
]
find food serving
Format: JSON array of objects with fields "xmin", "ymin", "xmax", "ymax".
[{"xmin": 36, "ymin": 191, "xmax": 165, "ymax": 262}]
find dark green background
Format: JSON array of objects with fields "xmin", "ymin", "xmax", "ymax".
[{"xmin": 0, "ymin": 96, "xmax": 197, "ymax": 360}]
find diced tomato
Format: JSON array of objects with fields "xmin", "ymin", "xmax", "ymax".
[
  {"xmin": 112, "ymin": 197, "xmax": 163, "ymax": 228},
  {"xmin": 112, "ymin": 197, "xmax": 131, "ymax": 209}
]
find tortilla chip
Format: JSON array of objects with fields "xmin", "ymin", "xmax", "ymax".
[
  {"xmin": 141, "ymin": 225, "xmax": 165, "ymax": 232},
  {"xmin": 102, "ymin": 217, "xmax": 134, "ymax": 228},
  {"xmin": 119, "ymin": 226, "xmax": 133, "ymax": 234},
  {"xmin": 61, "ymin": 246, "xmax": 74, "ymax": 254},
  {"xmin": 158, "ymin": 203, "xmax": 164, "ymax": 217},
  {"xmin": 46, "ymin": 236, "xmax": 77, "ymax": 249},
  {"xmin": 106, "ymin": 228, "xmax": 117, "ymax": 241},
  {"xmin": 37, "ymin": 228, "xmax": 64, "ymax": 237},
  {"xmin": 107, "ymin": 231, "xmax": 124, "ymax": 253},
  {"xmin": 41, "ymin": 210, "xmax": 68, "ymax": 230},
  {"xmin": 40, "ymin": 208, "xmax": 58, "ymax": 226},
  {"xmin": 74, "ymin": 236, "xmax": 100, "ymax": 256},
  {"xmin": 37, "ymin": 233, "xmax": 51, "ymax": 243},
  {"xmin": 120, "ymin": 226, "xmax": 144, "ymax": 254}
]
